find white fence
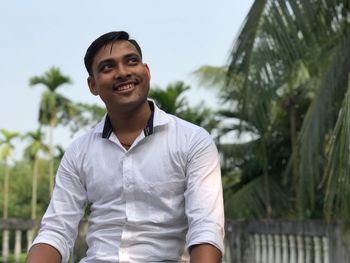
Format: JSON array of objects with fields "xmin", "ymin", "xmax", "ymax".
[
  {"xmin": 2, "ymin": 219, "xmax": 350, "ymax": 263},
  {"xmin": 224, "ymin": 220, "xmax": 350, "ymax": 263},
  {"xmin": 0, "ymin": 219, "xmax": 36, "ymax": 263}
]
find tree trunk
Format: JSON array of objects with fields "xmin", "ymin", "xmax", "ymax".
[
  {"xmin": 49, "ymin": 121, "xmax": 54, "ymax": 196},
  {"xmin": 2, "ymin": 161, "xmax": 10, "ymax": 262},
  {"xmin": 290, "ymin": 107, "xmax": 301, "ymax": 217},
  {"xmin": 31, "ymin": 156, "xmax": 38, "ymax": 220},
  {"xmin": 3, "ymin": 160, "xmax": 9, "ymax": 219},
  {"xmin": 261, "ymin": 137, "xmax": 272, "ymax": 218}
]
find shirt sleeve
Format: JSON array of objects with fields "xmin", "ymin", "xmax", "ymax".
[
  {"xmin": 184, "ymin": 128, "xmax": 225, "ymax": 255},
  {"xmin": 32, "ymin": 142, "xmax": 87, "ymax": 263}
]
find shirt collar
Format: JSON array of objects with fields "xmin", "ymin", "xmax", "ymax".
[{"xmin": 96, "ymin": 100, "xmax": 169, "ymax": 139}]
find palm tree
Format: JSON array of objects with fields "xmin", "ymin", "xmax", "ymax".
[
  {"xmin": 195, "ymin": 0, "xmax": 350, "ymax": 219},
  {"xmin": 23, "ymin": 128, "xmax": 49, "ymax": 220},
  {"xmin": 0, "ymin": 129, "xmax": 20, "ymax": 219},
  {"xmin": 22, "ymin": 128, "xmax": 49, "ymax": 246},
  {"xmin": 149, "ymin": 81, "xmax": 219, "ymax": 133},
  {"xmin": 0, "ymin": 129, "xmax": 19, "ymax": 261},
  {"xmin": 29, "ymin": 67, "xmax": 74, "ymax": 195},
  {"xmin": 66, "ymin": 103, "xmax": 106, "ymax": 136},
  {"xmin": 149, "ymin": 81, "xmax": 190, "ymax": 115}
]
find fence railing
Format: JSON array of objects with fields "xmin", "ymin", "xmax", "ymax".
[
  {"xmin": 0, "ymin": 219, "xmax": 89, "ymax": 263},
  {"xmin": 2, "ymin": 218, "xmax": 350, "ymax": 263},
  {"xmin": 224, "ymin": 220, "xmax": 350, "ymax": 263},
  {"xmin": 0, "ymin": 219, "xmax": 37, "ymax": 263}
]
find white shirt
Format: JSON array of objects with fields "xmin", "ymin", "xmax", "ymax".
[{"xmin": 32, "ymin": 102, "xmax": 224, "ymax": 263}]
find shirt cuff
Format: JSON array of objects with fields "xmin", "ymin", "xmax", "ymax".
[
  {"xmin": 31, "ymin": 230, "xmax": 70, "ymax": 263},
  {"xmin": 186, "ymin": 223, "xmax": 225, "ymax": 255}
]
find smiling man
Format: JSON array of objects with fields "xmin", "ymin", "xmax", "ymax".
[{"xmin": 26, "ymin": 31, "xmax": 224, "ymax": 263}]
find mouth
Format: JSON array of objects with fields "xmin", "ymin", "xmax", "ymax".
[{"xmin": 112, "ymin": 81, "xmax": 137, "ymax": 92}]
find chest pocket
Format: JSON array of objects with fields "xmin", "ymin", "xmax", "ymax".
[{"xmin": 145, "ymin": 180, "xmax": 186, "ymax": 222}]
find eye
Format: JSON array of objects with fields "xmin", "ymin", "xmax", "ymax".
[
  {"xmin": 127, "ymin": 56, "xmax": 140, "ymax": 66},
  {"xmin": 98, "ymin": 61, "xmax": 115, "ymax": 72},
  {"xmin": 102, "ymin": 64, "xmax": 113, "ymax": 72}
]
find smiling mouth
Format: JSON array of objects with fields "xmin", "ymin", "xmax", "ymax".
[{"xmin": 113, "ymin": 83, "xmax": 135, "ymax": 92}]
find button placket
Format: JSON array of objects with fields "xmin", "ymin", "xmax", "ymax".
[
  {"xmin": 122, "ymin": 153, "xmax": 135, "ymax": 218},
  {"xmin": 120, "ymin": 153, "xmax": 134, "ymax": 261}
]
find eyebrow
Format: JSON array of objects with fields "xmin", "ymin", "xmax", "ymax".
[
  {"xmin": 96, "ymin": 58, "xmax": 115, "ymax": 69},
  {"xmin": 123, "ymin": 53, "xmax": 141, "ymax": 60},
  {"xmin": 98, "ymin": 52, "xmax": 141, "ymax": 64}
]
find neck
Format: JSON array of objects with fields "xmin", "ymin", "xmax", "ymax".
[{"xmin": 110, "ymin": 102, "xmax": 151, "ymax": 132}]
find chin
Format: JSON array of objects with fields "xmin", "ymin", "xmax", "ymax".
[{"xmin": 109, "ymin": 99, "xmax": 148, "ymax": 114}]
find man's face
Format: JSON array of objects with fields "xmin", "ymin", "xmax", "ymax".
[{"xmin": 88, "ymin": 40, "xmax": 151, "ymax": 114}]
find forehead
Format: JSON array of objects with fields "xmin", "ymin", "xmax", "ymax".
[{"xmin": 93, "ymin": 40, "xmax": 140, "ymax": 63}]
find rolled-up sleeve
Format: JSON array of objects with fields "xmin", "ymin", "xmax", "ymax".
[
  {"xmin": 32, "ymin": 142, "xmax": 87, "ymax": 263},
  {"xmin": 184, "ymin": 128, "xmax": 225, "ymax": 254}
]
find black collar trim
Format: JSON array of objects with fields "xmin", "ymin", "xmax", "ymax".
[
  {"xmin": 102, "ymin": 101, "xmax": 155, "ymax": 139},
  {"xmin": 144, "ymin": 101, "xmax": 154, "ymax": 136},
  {"xmin": 102, "ymin": 114, "xmax": 113, "ymax": 139}
]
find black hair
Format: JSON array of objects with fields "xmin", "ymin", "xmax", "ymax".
[{"xmin": 84, "ymin": 31, "xmax": 142, "ymax": 75}]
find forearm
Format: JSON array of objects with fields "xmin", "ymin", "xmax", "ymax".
[
  {"xmin": 190, "ymin": 243, "xmax": 222, "ymax": 263},
  {"xmin": 26, "ymin": 243, "xmax": 62, "ymax": 263}
]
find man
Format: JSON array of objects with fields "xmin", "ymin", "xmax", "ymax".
[{"xmin": 26, "ymin": 31, "xmax": 224, "ymax": 263}]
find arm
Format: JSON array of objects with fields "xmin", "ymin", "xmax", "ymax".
[
  {"xmin": 26, "ymin": 143, "xmax": 87, "ymax": 263},
  {"xmin": 185, "ymin": 129, "xmax": 225, "ymax": 259},
  {"xmin": 26, "ymin": 243, "xmax": 61, "ymax": 263},
  {"xmin": 190, "ymin": 244, "xmax": 222, "ymax": 263}
]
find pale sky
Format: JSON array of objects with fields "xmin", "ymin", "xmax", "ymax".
[{"xmin": 0, "ymin": 0, "xmax": 253, "ymax": 158}]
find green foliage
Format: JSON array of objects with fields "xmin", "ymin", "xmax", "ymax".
[
  {"xmin": 150, "ymin": 81, "xmax": 190, "ymax": 115},
  {"xmin": 66, "ymin": 103, "xmax": 106, "ymax": 136},
  {"xmin": 149, "ymin": 81, "xmax": 219, "ymax": 133},
  {"xmin": 30, "ymin": 66, "xmax": 74, "ymax": 194},
  {"xmin": 23, "ymin": 128, "xmax": 49, "ymax": 161},
  {"xmin": 0, "ymin": 159, "xmax": 50, "ymax": 219},
  {"xmin": 4, "ymin": 1, "xmax": 350, "ymax": 224},
  {"xmin": 0, "ymin": 253, "xmax": 27, "ymax": 263},
  {"xmin": 324, "ymin": 79, "xmax": 350, "ymax": 220},
  {"xmin": 196, "ymin": 0, "xmax": 350, "ymax": 220},
  {"xmin": 0, "ymin": 129, "xmax": 20, "ymax": 160},
  {"xmin": 30, "ymin": 67, "xmax": 71, "ymax": 92},
  {"xmin": 30, "ymin": 67, "xmax": 74, "ymax": 126}
]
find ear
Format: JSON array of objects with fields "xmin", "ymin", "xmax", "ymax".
[
  {"xmin": 87, "ymin": 76, "xmax": 98, "ymax": 96},
  {"xmin": 144, "ymin": 63, "xmax": 151, "ymax": 81}
]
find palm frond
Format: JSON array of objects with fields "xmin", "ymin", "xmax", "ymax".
[
  {"xmin": 192, "ymin": 65, "xmax": 229, "ymax": 90},
  {"xmin": 224, "ymin": 176, "xmax": 291, "ymax": 219},
  {"xmin": 30, "ymin": 67, "xmax": 71, "ymax": 92},
  {"xmin": 297, "ymin": 31, "xmax": 350, "ymax": 215},
  {"xmin": 324, "ymin": 84, "xmax": 350, "ymax": 220}
]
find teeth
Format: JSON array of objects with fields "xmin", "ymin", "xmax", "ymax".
[{"xmin": 116, "ymin": 84, "xmax": 134, "ymax": 91}]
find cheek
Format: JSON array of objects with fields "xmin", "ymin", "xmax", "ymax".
[{"xmin": 136, "ymin": 86, "xmax": 149, "ymax": 99}]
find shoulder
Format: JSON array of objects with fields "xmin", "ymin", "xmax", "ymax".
[
  {"xmin": 169, "ymin": 114, "xmax": 212, "ymax": 141},
  {"xmin": 152, "ymin": 102, "xmax": 214, "ymax": 147},
  {"xmin": 162, "ymin": 113, "xmax": 216, "ymax": 157},
  {"xmin": 64, "ymin": 118, "xmax": 105, "ymax": 158}
]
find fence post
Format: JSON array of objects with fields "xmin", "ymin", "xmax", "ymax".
[
  {"xmin": 225, "ymin": 220, "xmax": 250, "ymax": 263},
  {"xmin": 297, "ymin": 235, "xmax": 304, "ymax": 263},
  {"xmin": 274, "ymin": 234, "xmax": 281, "ymax": 263},
  {"xmin": 289, "ymin": 235, "xmax": 296, "ymax": 263},
  {"xmin": 254, "ymin": 234, "xmax": 261, "ymax": 263},
  {"xmin": 14, "ymin": 230, "xmax": 21, "ymax": 263},
  {"xmin": 281, "ymin": 234, "xmax": 288, "ymax": 263},
  {"xmin": 27, "ymin": 229, "xmax": 34, "ymax": 252},
  {"xmin": 2, "ymin": 229, "xmax": 10, "ymax": 263},
  {"xmin": 304, "ymin": 236, "xmax": 311, "ymax": 263},
  {"xmin": 327, "ymin": 221, "xmax": 350, "ymax": 262}
]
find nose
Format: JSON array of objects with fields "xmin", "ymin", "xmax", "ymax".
[{"xmin": 114, "ymin": 64, "xmax": 131, "ymax": 80}]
